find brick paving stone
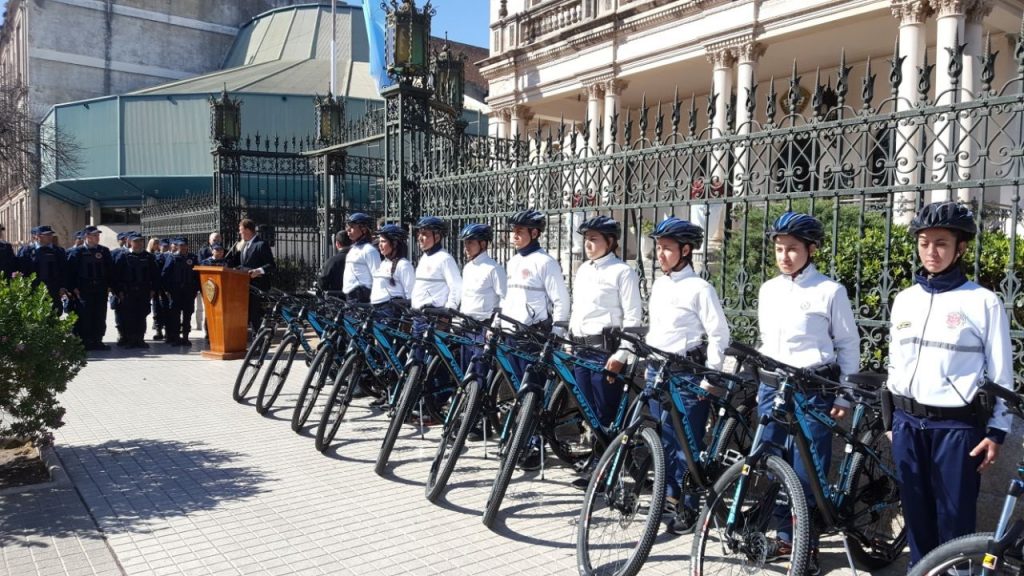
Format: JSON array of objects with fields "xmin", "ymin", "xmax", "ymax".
[{"xmin": 0, "ymin": 312, "xmax": 911, "ymax": 575}]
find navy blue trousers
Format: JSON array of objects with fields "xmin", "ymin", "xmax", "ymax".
[
  {"xmin": 892, "ymin": 409, "xmax": 984, "ymax": 567},
  {"xmin": 647, "ymin": 365, "xmax": 709, "ymax": 507},
  {"xmin": 756, "ymin": 383, "xmax": 835, "ymax": 546},
  {"xmin": 572, "ymin": 348, "xmax": 623, "ymax": 430}
]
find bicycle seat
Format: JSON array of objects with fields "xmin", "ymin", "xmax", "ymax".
[{"xmin": 844, "ymin": 372, "xmax": 887, "ymax": 391}]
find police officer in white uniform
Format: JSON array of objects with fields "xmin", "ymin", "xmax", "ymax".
[
  {"xmin": 369, "ymin": 224, "xmax": 414, "ymax": 306},
  {"xmin": 645, "ymin": 217, "xmax": 730, "ymax": 534},
  {"xmin": 756, "ymin": 211, "xmax": 860, "ymax": 575},
  {"xmin": 411, "ymin": 216, "xmax": 462, "ymax": 311},
  {"xmin": 568, "ymin": 215, "xmax": 643, "ymax": 488},
  {"xmin": 343, "ymin": 213, "xmax": 381, "ymax": 303},
  {"xmin": 888, "ymin": 201, "xmax": 1013, "ymax": 568},
  {"xmin": 500, "ymin": 209, "xmax": 570, "ymax": 470}
]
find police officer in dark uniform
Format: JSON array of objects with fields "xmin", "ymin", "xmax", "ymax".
[
  {"xmin": 161, "ymin": 237, "xmax": 200, "ymax": 346},
  {"xmin": 110, "ymin": 231, "xmax": 133, "ymax": 345},
  {"xmin": 0, "ymin": 224, "xmax": 16, "ymax": 280},
  {"xmin": 151, "ymin": 238, "xmax": 172, "ymax": 340},
  {"xmin": 114, "ymin": 233, "xmax": 159, "ymax": 349},
  {"xmin": 17, "ymin": 225, "xmax": 66, "ymax": 313},
  {"xmin": 66, "ymin": 225, "xmax": 113, "ymax": 350}
]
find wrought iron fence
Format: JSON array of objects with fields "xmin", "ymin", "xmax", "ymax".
[{"xmin": 411, "ymin": 39, "xmax": 1024, "ymax": 382}]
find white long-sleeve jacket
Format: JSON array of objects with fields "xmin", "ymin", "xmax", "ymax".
[
  {"xmin": 500, "ymin": 245, "xmax": 569, "ymax": 328},
  {"xmin": 569, "ymin": 253, "xmax": 644, "ymax": 364},
  {"xmin": 412, "ymin": 248, "xmax": 462, "ymax": 309},
  {"xmin": 757, "ymin": 265, "xmax": 861, "ymax": 405},
  {"xmin": 887, "ymin": 280, "xmax": 1013, "ymax": 433},
  {"xmin": 645, "ymin": 265, "xmax": 730, "ymax": 370},
  {"xmin": 370, "ymin": 258, "xmax": 414, "ymax": 305},
  {"xmin": 342, "ymin": 240, "xmax": 380, "ymax": 294},
  {"xmin": 460, "ymin": 251, "xmax": 506, "ymax": 321}
]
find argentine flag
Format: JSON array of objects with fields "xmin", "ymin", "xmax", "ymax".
[{"xmin": 362, "ymin": 0, "xmax": 390, "ymax": 94}]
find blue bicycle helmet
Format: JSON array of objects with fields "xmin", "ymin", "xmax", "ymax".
[
  {"xmin": 649, "ymin": 217, "xmax": 704, "ymax": 247},
  {"xmin": 415, "ymin": 216, "xmax": 447, "ymax": 235},
  {"xmin": 507, "ymin": 209, "xmax": 546, "ymax": 231},
  {"xmin": 346, "ymin": 212, "xmax": 374, "ymax": 227},
  {"xmin": 577, "ymin": 215, "xmax": 621, "ymax": 239},
  {"xmin": 458, "ymin": 223, "xmax": 493, "ymax": 242},
  {"xmin": 909, "ymin": 201, "xmax": 977, "ymax": 240},
  {"xmin": 767, "ymin": 211, "xmax": 825, "ymax": 247},
  {"xmin": 376, "ymin": 224, "xmax": 406, "ymax": 242}
]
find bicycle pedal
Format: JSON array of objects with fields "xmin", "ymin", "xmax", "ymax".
[{"xmin": 722, "ymin": 449, "xmax": 743, "ymax": 466}]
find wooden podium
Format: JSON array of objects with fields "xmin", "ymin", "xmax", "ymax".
[{"xmin": 195, "ymin": 266, "xmax": 250, "ymax": 360}]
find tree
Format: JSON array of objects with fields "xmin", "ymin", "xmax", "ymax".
[{"xmin": 0, "ymin": 80, "xmax": 80, "ymax": 195}]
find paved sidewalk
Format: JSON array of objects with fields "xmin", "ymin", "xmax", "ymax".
[{"xmin": 0, "ymin": 321, "xmax": 908, "ymax": 575}]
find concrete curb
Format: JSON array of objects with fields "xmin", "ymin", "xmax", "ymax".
[{"xmin": 0, "ymin": 444, "xmax": 71, "ymax": 497}]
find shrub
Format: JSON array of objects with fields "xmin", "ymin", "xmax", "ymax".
[{"xmin": 0, "ymin": 276, "xmax": 87, "ymax": 444}]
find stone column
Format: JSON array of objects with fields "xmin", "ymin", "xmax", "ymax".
[
  {"xmin": 892, "ymin": 0, "xmax": 932, "ymax": 223},
  {"xmin": 602, "ymin": 79, "xmax": 625, "ymax": 153},
  {"xmin": 930, "ymin": 0, "xmax": 969, "ymax": 203},
  {"xmin": 958, "ymin": 0, "xmax": 992, "ymax": 203},
  {"xmin": 733, "ymin": 42, "xmax": 765, "ymax": 198},
  {"xmin": 693, "ymin": 47, "xmax": 735, "ymax": 252},
  {"xmin": 585, "ymin": 83, "xmax": 604, "ymax": 157}
]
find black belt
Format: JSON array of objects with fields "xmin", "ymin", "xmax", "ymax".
[
  {"xmin": 572, "ymin": 335, "xmax": 606, "ymax": 348},
  {"xmin": 892, "ymin": 394, "xmax": 978, "ymax": 422}
]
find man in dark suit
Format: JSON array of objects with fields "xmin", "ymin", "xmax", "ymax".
[{"xmin": 226, "ymin": 218, "xmax": 275, "ymax": 331}]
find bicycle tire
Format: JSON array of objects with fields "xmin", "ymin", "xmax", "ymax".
[
  {"xmin": 576, "ymin": 426, "xmax": 665, "ymax": 576},
  {"xmin": 256, "ymin": 333, "xmax": 299, "ymax": 415},
  {"xmin": 232, "ymin": 329, "xmax": 272, "ymax": 403},
  {"xmin": 546, "ymin": 380, "xmax": 593, "ymax": 472},
  {"xmin": 292, "ymin": 343, "xmax": 335, "ymax": 432},
  {"xmin": 690, "ymin": 455, "xmax": 811, "ymax": 576},
  {"xmin": 704, "ymin": 409, "xmax": 752, "ymax": 478},
  {"xmin": 425, "ymin": 376, "xmax": 483, "ymax": 503},
  {"xmin": 315, "ymin": 351, "xmax": 363, "ymax": 453},
  {"xmin": 844, "ymin": 426, "xmax": 906, "ymax": 570},
  {"xmin": 909, "ymin": 532, "xmax": 1023, "ymax": 576},
  {"xmin": 375, "ymin": 363, "xmax": 423, "ymax": 476},
  {"xmin": 482, "ymin": 388, "xmax": 540, "ymax": 530}
]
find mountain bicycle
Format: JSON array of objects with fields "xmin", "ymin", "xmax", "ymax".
[
  {"xmin": 690, "ymin": 341, "xmax": 904, "ymax": 575},
  {"xmin": 576, "ymin": 327, "xmax": 756, "ymax": 576},
  {"xmin": 255, "ymin": 292, "xmax": 323, "ymax": 415},
  {"xmin": 231, "ymin": 287, "xmax": 288, "ymax": 403}
]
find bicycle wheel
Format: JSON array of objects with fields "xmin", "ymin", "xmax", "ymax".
[
  {"xmin": 576, "ymin": 426, "xmax": 665, "ymax": 576},
  {"xmin": 485, "ymin": 370, "xmax": 517, "ymax": 435},
  {"xmin": 256, "ymin": 333, "xmax": 299, "ymax": 415},
  {"xmin": 375, "ymin": 363, "xmax": 423, "ymax": 476},
  {"xmin": 482, "ymin": 388, "xmax": 540, "ymax": 530},
  {"xmin": 909, "ymin": 533, "xmax": 1022, "ymax": 576},
  {"xmin": 420, "ymin": 355, "xmax": 456, "ymax": 423},
  {"xmin": 232, "ymin": 329, "xmax": 272, "ymax": 403},
  {"xmin": 690, "ymin": 455, "xmax": 811, "ymax": 576},
  {"xmin": 425, "ymin": 376, "xmax": 483, "ymax": 503},
  {"xmin": 704, "ymin": 408, "xmax": 753, "ymax": 477},
  {"xmin": 315, "ymin": 351, "xmax": 363, "ymax": 453},
  {"xmin": 292, "ymin": 343, "xmax": 336, "ymax": 432},
  {"xmin": 547, "ymin": 380, "xmax": 594, "ymax": 472},
  {"xmin": 844, "ymin": 426, "xmax": 906, "ymax": 569}
]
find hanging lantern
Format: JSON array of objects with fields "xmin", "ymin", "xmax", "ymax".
[
  {"xmin": 385, "ymin": 0, "xmax": 433, "ymax": 80},
  {"xmin": 315, "ymin": 91, "xmax": 344, "ymax": 145},
  {"xmin": 209, "ymin": 87, "xmax": 241, "ymax": 148},
  {"xmin": 431, "ymin": 40, "xmax": 465, "ymax": 113}
]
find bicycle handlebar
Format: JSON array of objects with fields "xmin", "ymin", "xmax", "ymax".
[{"xmin": 727, "ymin": 339, "xmax": 842, "ymax": 393}]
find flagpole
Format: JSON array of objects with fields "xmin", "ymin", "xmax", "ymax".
[{"xmin": 330, "ymin": 0, "xmax": 337, "ymax": 95}]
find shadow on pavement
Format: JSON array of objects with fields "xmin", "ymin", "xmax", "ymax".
[{"xmin": 13, "ymin": 438, "xmax": 273, "ymax": 546}]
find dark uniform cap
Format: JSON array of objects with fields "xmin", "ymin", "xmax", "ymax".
[
  {"xmin": 211, "ymin": 243, "xmax": 224, "ymax": 250},
  {"xmin": 127, "ymin": 233, "xmax": 144, "ymax": 241},
  {"xmin": 30, "ymin": 226, "xmax": 40, "ymax": 235},
  {"xmin": 36, "ymin": 225, "xmax": 55, "ymax": 235},
  {"xmin": 116, "ymin": 232, "xmax": 129, "ymax": 241},
  {"xmin": 159, "ymin": 238, "xmax": 170, "ymax": 246},
  {"xmin": 83, "ymin": 226, "xmax": 100, "ymax": 235},
  {"xmin": 172, "ymin": 237, "xmax": 189, "ymax": 245},
  {"xmin": 74, "ymin": 230, "xmax": 86, "ymax": 239}
]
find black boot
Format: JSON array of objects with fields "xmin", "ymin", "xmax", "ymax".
[{"xmin": 153, "ymin": 327, "xmax": 164, "ymax": 341}]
